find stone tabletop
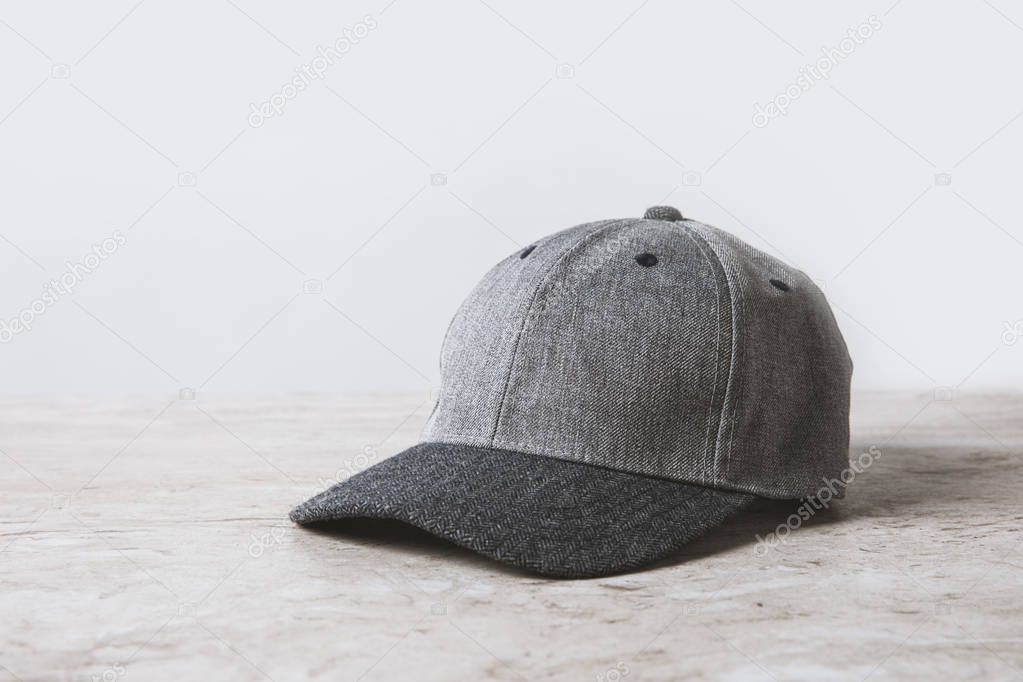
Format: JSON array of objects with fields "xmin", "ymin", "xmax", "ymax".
[{"xmin": 2, "ymin": 391, "xmax": 1021, "ymax": 681}]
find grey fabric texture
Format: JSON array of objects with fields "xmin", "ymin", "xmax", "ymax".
[
  {"xmin": 424, "ymin": 218, "xmax": 626, "ymax": 442},
  {"xmin": 294, "ymin": 208, "xmax": 852, "ymax": 577},
  {"xmin": 688, "ymin": 224, "xmax": 852, "ymax": 496},
  {"xmin": 290, "ymin": 442, "xmax": 755, "ymax": 578},
  {"xmin": 425, "ymin": 213, "xmax": 853, "ymax": 499}
]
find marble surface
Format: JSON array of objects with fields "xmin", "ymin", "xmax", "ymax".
[{"xmin": 1, "ymin": 392, "xmax": 1022, "ymax": 681}]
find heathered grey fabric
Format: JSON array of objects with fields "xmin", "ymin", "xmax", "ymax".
[
  {"xmin": 293, "ymin": 209, "xmax": 853, "ymax": 577},
  {"xmin": 424, "ymin": 219, "xmax": 628, "ymax": 441},
  {"xmin": 424, "ymin": 214, "xmax": 852, "ymax": 499},
  {"xmin": 491, "ymin": 221, "xmax": 729, "ymax": 485},
  {"xmin": 687, "ymin": 222, "xmax": 852, "ymax": 497},
  {"xmin": 290, "ymin": 442, "xmax": 755, "ymax": 578}
]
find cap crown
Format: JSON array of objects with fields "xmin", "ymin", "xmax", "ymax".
[{"xmin": 424, "ymin": 213, "xmax": 852, "ymax": 499}]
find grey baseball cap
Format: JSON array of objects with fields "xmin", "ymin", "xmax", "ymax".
[{"xmin": 292, "ymin": 206, "xmax": 853, "ymax": 578}]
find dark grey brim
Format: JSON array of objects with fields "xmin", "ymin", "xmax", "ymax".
[{"xmin": 290, "ymin": 442, "xmax": 756, "ymax": 578}]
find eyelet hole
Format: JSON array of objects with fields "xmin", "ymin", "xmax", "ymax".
[
  {"xmin": 520, "ymin": 245, "xmax": 536, "ymax": 259},
  {"xmin": 635, "ymin": 253, "xmax": 658, "ymax": 267},
  {"xmin": 770, "ymin": 278, "xmax": 790, "ymax": 292}
]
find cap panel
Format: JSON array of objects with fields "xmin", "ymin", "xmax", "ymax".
[
  {"xmin": 424, "ymin": 219, "xmax": 627, "ymax": 443},
  {"xmin": 689, "ymin": 223, "xmax": 853, "ymax": 498},
  {"xmin": 490, "ymin": 220, "xmax": 733, "ymax": 485}
]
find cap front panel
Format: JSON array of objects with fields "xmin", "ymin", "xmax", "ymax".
[
  {"xmin": 490, "ymin": 221, "xmax": 732, "ymax": 485},
  {"xmin": 424, "ymin": 219, "xmax": 627, "ymax": 444}
]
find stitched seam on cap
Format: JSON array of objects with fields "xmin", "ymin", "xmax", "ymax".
[
  {"xmin": 686, "ymin": 223, "xmax": 738, "ymax": 484},
  {"xmin": 487, "ymin": 218, "xmax": 628, "ymax": 446},
  {"xmin": 428, "ymin": 234, "xmax": 559, "ymax": 438},
  {"xmin": 675, "ymin": 223, "xmax": 725, "ymax": 486}
]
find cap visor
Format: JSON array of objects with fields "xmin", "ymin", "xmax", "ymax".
[{"xmin": 291, "ymin": 442, "xmax": 755, "ymax": 578}]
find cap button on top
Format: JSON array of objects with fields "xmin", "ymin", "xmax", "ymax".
[{"xmin": 643, "ymin": 206, "xmax": 683, "ymax": 222}]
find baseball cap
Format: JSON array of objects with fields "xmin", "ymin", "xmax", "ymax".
[{"xmin": 291, "ymin": 206, "xmax": 853, "ymax": 578}]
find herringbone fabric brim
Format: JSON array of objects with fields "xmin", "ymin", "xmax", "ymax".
[{"xmin": 290, "ymin": 442, "xmax": 756, "ymax": 578}]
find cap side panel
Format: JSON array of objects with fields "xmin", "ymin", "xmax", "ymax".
[{"xmin": 688, "ymin": 223, "xmax": 853, "ymax": 498}]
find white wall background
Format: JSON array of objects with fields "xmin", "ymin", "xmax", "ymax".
[{"xmin": 1, "ymin": 0, "xmax": 1021, "ymax": 395}]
